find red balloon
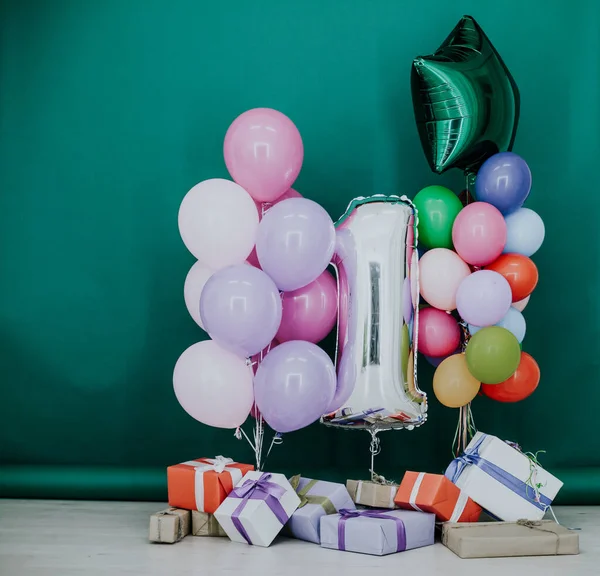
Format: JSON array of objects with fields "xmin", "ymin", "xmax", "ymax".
[
  {"xmin": 418, "ymin": 307, "xmax": 461, "ymax": 357},
  {"xmin": 481, "ymin": 352, "xmax": 540, "ymax": 402},
  {"xmin": 485, "ymin": 253, "xmax": 538, "ymax": 302}
]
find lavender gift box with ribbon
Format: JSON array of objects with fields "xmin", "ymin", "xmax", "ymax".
[
  {"xmin": 214, "ymin": 471, "xmax": 300, "ymax": 547},
  {"xmin": 445, "ymin": 432, "xmax": 563, "ymax": 522},
  {"xmin": 287, "ymin": 476, "xmax": 356, "ymax": 544},
  {"xmin": 320, "ymin": 508, "xmax": 435, "ymax": 556}
]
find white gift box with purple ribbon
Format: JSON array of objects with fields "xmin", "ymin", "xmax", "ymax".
[
  {"xmin": 214, "ymin": 471, "xmax": 300, "ymax": 547},
  {"xmin": 320, "ymin": 508, "xmax": 435, "ymax": 556},
  {"xmin": 445, "ymin": 432, "xmax": 563, "ymax": 522}
]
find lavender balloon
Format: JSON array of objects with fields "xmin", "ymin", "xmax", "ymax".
[
  {"xmin": 256, "ymin": 198, "xmax": 336, "ymax": 291},
  {"xmin": 200, "ymin": 264, "xmax": 282, "ymax": 357},
  {"xmin": 475, "ymin": 152, "xmax": 532, "ymax": 214},
  {"xmin": 456, "ymin": 270, "xmax": 512, "ymax": 327},
  {"xmin": 254, "ymin": 340, "xmax": 336, "ymax": 433}
]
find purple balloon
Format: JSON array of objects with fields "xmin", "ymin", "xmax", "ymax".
[
  {"xmin": 402, "ymin": 277, "xmax": 413, "ymax": 324},
  {"xmin": 424, "ymin": 347, "xmax": 460, "ymax": 368},
  {"xmin": 200, "ymin": 264, "xmax": 282, "ymax": 357},
  {"xmin": 256, "ymin": 198, "xmax": 336, "ymax": 291},
  {"xmin": 456, "ymin": 270, "xmax": 512, "ymax": 327},
  {"xmin": 254, "ymin": 340, "xmax": 336, "ymax": 433},
  {"xmin": 475, "ymin": 152, "xmax": 532, "ymax": 214}
]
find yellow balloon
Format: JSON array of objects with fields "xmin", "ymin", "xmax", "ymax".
[{"xmin": 433, "ymin": 354, "xmax": 480, "ymax": 408}]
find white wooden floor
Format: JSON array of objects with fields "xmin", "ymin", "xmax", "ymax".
[{"xmin": 0, "ymin": 500, "xmax": 596, "ymax": 575}]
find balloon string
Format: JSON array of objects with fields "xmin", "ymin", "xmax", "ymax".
[
  {"xmin": 452, "ymin": 402, "xmax": 477, "ymax": 458},
  {"xmin": 369, "ymin": 430, "xmax": 381, "ymax": 481}
]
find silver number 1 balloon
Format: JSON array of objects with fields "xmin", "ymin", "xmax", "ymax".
[{"xmin": 322, "ymin": 196, "xmax": 427, "ymax": 431}]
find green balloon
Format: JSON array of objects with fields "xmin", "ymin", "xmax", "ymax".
[
  {"xmin": 466, "ymin": 326, "xmax": 521, "ymax": 384},
  {"xmin": 413, "ymin": 185, "xmax": 463, "ymax": 248},
  {"xmin": 411, "ymin": 16, "xmax": 519, "ymax": 175},
  {"xmin": 400, "ymin": 323, "xmax": 410, "ymax": 380}
]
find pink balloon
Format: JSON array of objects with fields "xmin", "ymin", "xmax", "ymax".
[
  {"xmin": 418, "ymin": 308, "xmax": 461, "ymax": 357},
  {"xmin": 419, "ymin": 248, "xmax": 471, "ymax": 311},
  {"xmin": 513, "ymin": 295, "xmax": 530, "ymax": 312},
  {"xmin": 248, "ymin": 189, "xmax": 303, "ymax": 269},
  {"xmin": 224, "ymin": 108, "xmax": 304, "ymax": 203},
  {"xmin": 276, "ymin": 270, "xmax": 338, "ymax": 344},
  {"xmin": 452, "ymin": 202, "xmax": 507, "ymax": 266}
]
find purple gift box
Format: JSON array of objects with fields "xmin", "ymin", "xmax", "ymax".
[
  {"xmin": 287, "ymin": 476, "xmax": 355, "ymax": 544},
  {"xmin": 320, "ymin": 508, "xmax": 435, "ymax": 556}
]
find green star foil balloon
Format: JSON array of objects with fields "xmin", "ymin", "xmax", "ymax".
[{"xmin": 411, "ymin": 15, "xmax": 520, "ymax": 175}]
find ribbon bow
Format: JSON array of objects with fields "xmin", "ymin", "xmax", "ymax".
[
  {"xmin": 336, "ymin": 508, "xmax": 406, "ymax": 552},
  {"xmin": 445, "ymin": 434, "xmax": 552, "ymax": 512},
  {"xmin": 204, "ymin": 455, "xmax": 234, "ymax": 473},
  {"xmin": 289, "ymin": 475, "xmax": 337, "ymax": 515},
  {"xmin": 230, "ymin": 473, "xmax": 289, "ymax": 545}
]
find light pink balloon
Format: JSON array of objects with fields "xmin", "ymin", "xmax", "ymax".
[
  {"xmin": 248, "ymin": 189, "xmax": 302, "ymax": 269},
  {"xmin": 173, "ymin": 341, "xmax": 254, "ymax": 429},
  {"xmin": 452, "ymin": 202, "xmax": 507, "ymax": 266},
  {"xmin": 183, "ymin": 262, "xmax": 213, "ymax": 329},
  {"xmin": 419, "ymin": 248, "xmax": 470, "ymax": 311},
  {"xmin": 513, "ymin": 295, "xmax": 530, "ymax": 312},
  {"xmin": 276, "ymin": 270, "xmax": 338, "ymax": 344},
  {"xmin": 224, "ymin": 108, "xmax": 304, "ymax": 203},
  {"xmin": 418, "ymin": 307, "xmax": 461, "ymax": 357},
  {"xmin": 178, "ymin": 179, "xmax": 258, "ymax": 270}
]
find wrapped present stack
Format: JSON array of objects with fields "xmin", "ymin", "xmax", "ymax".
[{"xmin": 148, "ymin": 438, "xmax": 578, "ymax": 559}]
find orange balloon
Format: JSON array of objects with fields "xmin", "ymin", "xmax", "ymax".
[
  {"xmin": 481, "ymin": 352, "xmax": 540, "ymax": 402},
  {"xmin": 433, "ymin": 354, "xmax": 481, "ymax": 408},
  {"xmin": 486, "ymin": 253, "xmax": 538, "ymax": 302}
]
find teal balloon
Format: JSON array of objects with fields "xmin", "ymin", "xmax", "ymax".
[{"xmin": 411, "ymin": 15, "xmax": 520, "ymax": 175}]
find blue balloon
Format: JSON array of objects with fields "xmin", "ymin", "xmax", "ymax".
[
  {"xmin": 503, "ymin": 208, "xmax": 545, "ymax": 257},
  {"xmin": 475, "ymin": 152, "xmax": 531, "ymax": 214},
  {"xmin": 469, "ymin": 306, "xmax": 526, "ymax": 343}
]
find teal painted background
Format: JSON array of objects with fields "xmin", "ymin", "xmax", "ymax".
[{"xmin": 1, "ymin": 1, "xmax": 599, "ymax": 502}]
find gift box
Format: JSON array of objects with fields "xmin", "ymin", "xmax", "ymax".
[
  {"xmin": 214, "ymin": 471, "xmax": 300, "ymax": 547},
  {"xmin": 346, "ymin": 479, "xmax": 398, "ymax": 509},
  {"xmin": 286, "ymin": 475, "xmax": 355, "ymax": 544},
  {"xmin": 445, "ymin": 432, "xmax": 563, "ymax": 521},
  {"xmin": 191, "ymin": 510, "xmax": 227, "ymax": 537},
  {"xmin": 148, "ymin": 507, "xmax": 190, "ymax": 544},
  {"xmin": 320, "ymin": 508, "xmax": 435, "ymax": 556},
  {"xmin": 168, "ymin": 455, "xmax": 254, "ymax": 513},
  {"xmin": 442, "ymin": 520, "xmax": 579, "ymax": 558},
  {"xmin": 394, "ymin": 471, "xmax": 481, "ymax": 522}
]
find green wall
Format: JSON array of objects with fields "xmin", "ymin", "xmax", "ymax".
[{"xmin": 1, "ymin": 1, "xmax": 599, "ymax": 503}]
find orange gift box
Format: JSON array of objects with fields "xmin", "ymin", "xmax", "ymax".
[
  {"xmin": 394, "ymin": 472, "xmax": 481, "ymax": 523},
  {"xmin": 168, "ymin": 456, "xmax": 254, "ymax": 514}
]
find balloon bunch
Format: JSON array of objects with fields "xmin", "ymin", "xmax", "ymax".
[
  {"xmin": 414, "ymin": 151, "xmax": 544, "ymax": 414},
  {"xmin": 174, "ymin": 108, "xmax": 339, "ymax": 468}
]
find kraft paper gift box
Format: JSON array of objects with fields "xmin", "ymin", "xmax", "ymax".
[
  {"xmin": 168, "ymin": 455, "xmax": 254, "ymax": 514},
  {"xmin": 346, "ymin": 479, "xmax": 398, "ymax": 509},
  {"xmin": 191, "ymin": 510, "xmax": 227, "ymax": 537},
  {"xmin": 148, "ymin": 507, "xmax": 190, "ymax": 543},
  {"xmin": 394, "ymin": 471, "xmax": 481, "ymax": 522},
  {"xmin": 320, "ymin": 508, "xmax": 435, "ymax": 556},
  {"xmin": 442, "ymin": 520, "xmax": 580, "ymax": 558},
  {"xmin": 214, "ymin": 471, "xmax": 300, "ymax": 547},
  {"xmin": 445, "ymin": 432, "xmax": 563, "ymax": 522},
  {"xmin": 286, "ymin": 475, "xmax": 356, "ymax": 544}
]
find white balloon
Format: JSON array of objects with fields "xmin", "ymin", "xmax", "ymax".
[
  {"xmin": 503, "ymin": 208, "xmax": 545, "ymax": 257},
  {"xmin": 184, "ymin": 262, "xmax": 213, "ymax": 329},
  {"xmin": 178, "ymin": 179, "xmax": 258, "ymax": 269},
  {"xmin": 513, "ymin": 295, "xmax": 530, "ymax": 312},
  {"xmin": 173, "ymin": 340, "xmax": 254, "ymax": 429}
]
